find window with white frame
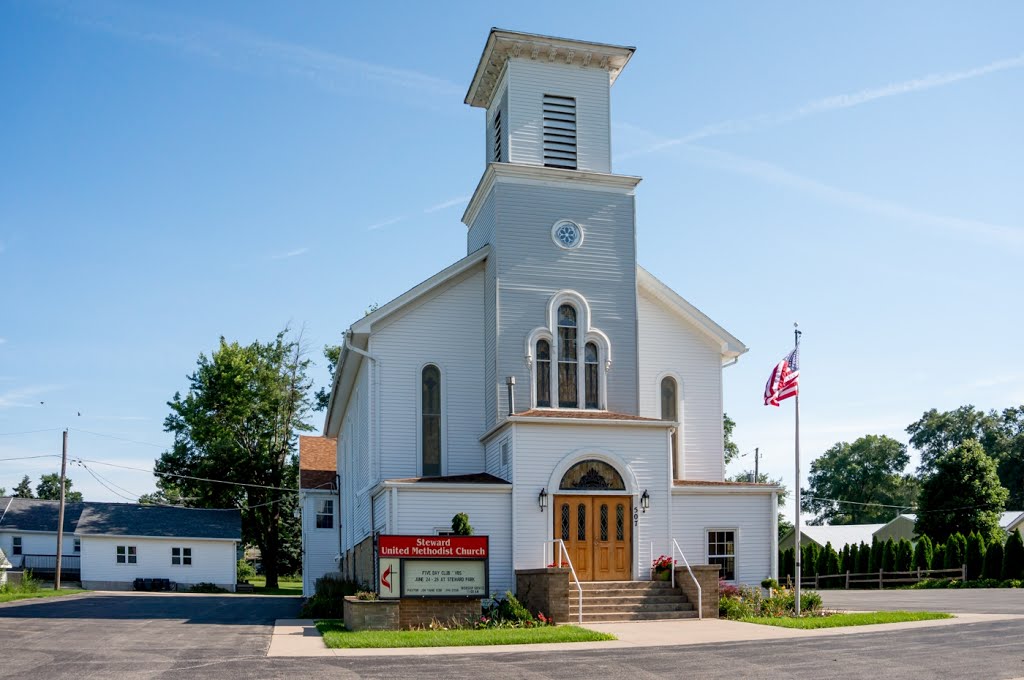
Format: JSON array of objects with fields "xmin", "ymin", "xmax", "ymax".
[
  {"xmin": 556, "ymin": 304, "xmax": 578, "ymax": 407},
  {"xmin": 116, "ymin": 545, "xmax": 137, "ymax": 564},
  {"xmin": 707, "ymin": 530, "xmax": 736, "ymax": 581},
  {"xmin": 171, "ymin": 547, "xmax": 192, "ymax": 566},
  {"xmin": 501, "ymin": 440, "xmax": 509, "ymax": 466},
  {"xmin": 421, "ymin": 364, "xmax": 442, "ymax": 476},
  {"xmin": 661, "ymin": 376, "xmax": 679, "ymax": 475},
  {"xmin": 12, "ymin": 536, "xmax": 22, "ymax": 555},
  {"xmin": 73, "ymin": 537, "xmax": 81, "ymax": 554},
  {"xmin": 529, "ymin": 293, "xmax": 609, "ymax": 411},
  {"xmin": 316, "ymin": 499, "xmax": 334, "ymax": 529}
]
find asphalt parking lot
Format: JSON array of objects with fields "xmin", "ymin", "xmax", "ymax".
[{"xmin": 0, "ymin": 592, "xmax": 301, "ymax": 679}]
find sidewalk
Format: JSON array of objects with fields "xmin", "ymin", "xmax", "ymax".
[{"xmin": 266, "ymin": 612, "xmax": 1023, "ymax": 657}]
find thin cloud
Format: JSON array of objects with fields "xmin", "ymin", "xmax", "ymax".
[
  {"xmin": 56, "ymin": 3, "xmax": 462, "ymax": 99},
  {"xmin": 270, "ymin": 247, "xmax": 308, "ymax": 260},
  {"xmin": 366, "ymin": 216, "xmax": 405, "ymax": 231},
  {"xmin": 621, "ymin": 53, "xmax": 1024, "ymax": 158},
  {"xmin": 0, "ymin": 385, "xmax": 64, "ymax": 410},
  {"xmin": 0, "ymin": 338, "xmax": 6, "ymax": 345},
  {"xmin": 424, "ymin": 195, "xmax": 472, "ymax": 214},
  {"xmin": 685, "ymin": 144, "xmax": 1024, "ymax": 246}
]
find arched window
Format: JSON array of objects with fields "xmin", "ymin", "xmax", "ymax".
[
  {"xmin": 584, "ymin": 342, "xmax": 599, "ymax": 409},
  {"xmin": 536, "ymin": 339, "xmax": 551, "ymax": 407},
  {"xmin": 421, "ymin": 365, "xmax": 441, "ymax": 476},
  {"xmin": 557, "ymin": 304, "xmax": 578, "ymax": 408},
  {"xmin": 661, "ymin": 377, "xmax": 679, "ymax": 477}
]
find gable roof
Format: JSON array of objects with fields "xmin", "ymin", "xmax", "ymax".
[
  {"xmin": 782, "ymin": 523, "xmax": 885, "ymax": 549},
  {"xmin": 299, "ymin": 435, "xmax": 337, "ymax": 490},
  {"xmin": 0, "ymin": 546, "xmax": 11, "ymax": 569},
  {"xmin": 897, "ymin": 512, "xmax": 1024, "ymax": 532},
  {"xmin": 637, "ymin": 266, "xmax": 747, "ymax": 359},
  {"xmin": 0, "ymin": 497, "xmax": 240, "ymax": 540}
]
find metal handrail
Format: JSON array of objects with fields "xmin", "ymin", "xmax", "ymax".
[
  {"xmin": 547, "ymin": 539, "xmax": 583, "ymax": 625},
  {"xmin": 671, "ymin": 539, "xmax": 702, "ymax": 620}
]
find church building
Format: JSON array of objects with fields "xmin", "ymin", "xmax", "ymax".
[{"xmin": 320, "ymin": 29, "xmax": 779, "ymax": 597}]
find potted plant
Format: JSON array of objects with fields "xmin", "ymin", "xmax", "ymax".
[{"xmin": 652, "ymin": 555, "xmax": 675, "ymax": 581}]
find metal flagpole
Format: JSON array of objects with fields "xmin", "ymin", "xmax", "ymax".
[{"xmin": 793, "ymin": 323, "xmax": 802, "ymax": 615}]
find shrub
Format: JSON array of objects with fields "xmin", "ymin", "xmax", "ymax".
[
  {"xmin": 857, "ymin": 542, "xmax": 870, "ymax": 573},
  {"xmin": 478, "ymin": 592, "xmax": 546, "ymax": 628},
  {"xmin": 846, "ymin": 544, "xmax": 858, "ymax": 573},
  {"xmin": 237, "ymin": 559, "xmax": 257, "ymax": 582},
  {"xmin": 19, "ymin": 570, "xmax": 40, "ymax": 594},
  {"xmin": 189, "ymin": 582, "xmax": 227, "ymax": 593},
  {"xmin": 761, "ymin": 578, "xmax": 779, "ymax": 590},
  {"xmin": 783, "ymin": 549, "xmax": 795, "ymax": 581},
  {"xmin": 451, "ymin": 513, "xmax": 474, "ymax": 536},
  {"xmin": 945, "ymin": 533, "xmax": 967, "ymax": 570},
  {"xmin": 933, "ymin": 543, "xmax": 946, "ymax": 571},
  {"xmin": 868, "ymin": 537, "xmax": 882, "ymax": 573},
  {"xmin": 355, "ymin": 590, "xmax": 378, "ymax": 601},
  {"xmin": 984, "ymin": 540, "xmax": 1004, "ymax": 580},
  {"xmin": 718, "ymin": 583, "xmax": 821, "ymax": 619},
  {"xmin": 1003, "ymin": 529, "xmax": 1024, "ymax": 580},
  {"xmin": 816, "ymin": 542, "xmax": 832, "ymax": 576},
  {"xmin": 895, "ymin": 539, "xmax": 913, "ymax": 572},
  {"xmin": 298, "ymin": 573, "xmax": 361, "ymax": 618},
  {"xmin": 914, "ymin": 536, "xmax": 933, "ymax": 571},
  {"xmin": 965, "ymin": 532, "xmax": 986, "ymax": 581},
  {"xmin": 882, "ymin": 538, "xmax": 896, "ymax": 572}
]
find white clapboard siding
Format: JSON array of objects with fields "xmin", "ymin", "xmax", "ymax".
[
  {"xmin": 483, "ymin": 433, "xmax": 512, "ymax": 482},
  {"xmin": 465, "ymin": 192, "xmax": 499, "ymax": 430},
  {"xmin": 372, "ymin": 267, "xmax": 486, "ymax": 479},
  {"xmin": 302, "ymin": 491, "xmax": 340, "ymax": 596},
  {"xmin": 0, "ymin": 531, "xmax": 78, "ymax": 567},
  {"xmin": 637, "ymin": 287, "xmax": 725, "ymax": 481},
  {"xmin": 395, "ymin": 489, "xmax": 514, "ymax": 596},
  {"xmin": 671, "ymin": 491, "xmax": 775, "ymax": 586},
  {"xmin": 79, "ymin": 535, "xmax": 236, "ymax": 588},
  {"xmin": 506, "ymin": 59, "xmax": 611, "ymax": 173},
  {"xmin": 510, "ymin": 423, "xmax": 671, "ymax": 579}
]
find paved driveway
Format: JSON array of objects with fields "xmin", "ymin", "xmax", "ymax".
[
  {"xmin": 0, "ymin": 592, "xmax": 300, "ymax": 679},
  {"xmin": 819, "ymin": 588, "xmax": 1024, "ymax": 614}
]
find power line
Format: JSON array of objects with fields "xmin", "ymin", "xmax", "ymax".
[
  {"xmin": 70, "ymin": 428, "xmax": 166, "ymax": 449},
  {"xmin": 76, "ymin": 457, "xmax": 299, "ymax": 493},
  {"xmin": 0, "ymin": 428, "xmax": 63, "ymax": 437},
  {"xmin": 803, "ymin": 495, "xmax": 913, "ymax": 510},
  {"xmin": 0, "ymin": 454, "xmax": 60, "ymax": 462}
]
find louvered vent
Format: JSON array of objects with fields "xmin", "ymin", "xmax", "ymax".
[
  {"xmin": 493, "ymin": 109, "xmax": 503, "ymax": 162},
  {"xmin": 543, "ymin": 94, "xmax": 577, "ymax": 169}
]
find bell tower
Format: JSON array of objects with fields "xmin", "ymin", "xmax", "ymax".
[{"xmin": 462, "ymin": 30, "xmax": 642, "ymax": 426}]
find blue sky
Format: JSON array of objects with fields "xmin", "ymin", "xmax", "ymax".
[{"xmin": 2, "ymin": 1, "xmax": 1022, "ymax": 519}]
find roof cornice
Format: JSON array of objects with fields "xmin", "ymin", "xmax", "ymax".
[
  {"xmin": 463, "ymin": 163, "xmax": 641, "ymax": 227},
  {"xmin": 465, "ymin": 29, "xmax": 635, "ymax": 109}
]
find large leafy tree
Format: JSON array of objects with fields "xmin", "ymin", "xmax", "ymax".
[
  {"xmin": 13, "ymin": 475, "xmax": 34, "ymax": 498},
  {"xmin": 907, "ymin": 405, "xmax": 1024, "ymax": 507},
  {"xmin": 155, "ymin": 331, "xmax": 312, "ymax": 588},
  {"xmin": 802, "ymin": 435, "xmax": 917, "ymax": 525},
  {"xmin": 729, "ymin": 471, "xmax": 792, "ymax": 539},
  {"xmin": 313, "ymin": 344, "xmax": 343, "ymax": 412},
  {"xmin": 36, "ymin": 473, "xmax": 83, "ymax": 502},
  {"xmin": 723, "ymin": 413, "xmax": 739, "ymax": 465},
  {"xmin": 915, "ymin": 439, "xmax": 1008, "ymax": 544}
]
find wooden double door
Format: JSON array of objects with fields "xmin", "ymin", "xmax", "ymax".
[{"xmin": 555, "ymin": 495, "xmax": 632, "ymax": 581}]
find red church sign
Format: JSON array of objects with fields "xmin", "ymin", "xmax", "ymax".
[
  {"xmin": 378, "ymin": 535, "xmax": 488, "ymax": 559},
  {"xmin": 377, "ymin": 535, "xmax": 489, "ymax": 599}
]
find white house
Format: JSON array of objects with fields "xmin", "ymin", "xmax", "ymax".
[
  {"xmin": 0, "ymin": 497, "xmax": 240, "ymax": 591},
  {"xmin": 321, "ymin": 29, "xmax": 779, "ymax": 600},
  {"xmin": 299, "ymin": 435, "xmax": 340, "ymax": 596}
]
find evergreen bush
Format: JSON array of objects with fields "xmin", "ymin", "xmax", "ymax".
[
  {"xmin": 451, "ymin": 513, "xmax": 474, "ymax": 536},
  {"xmin": 965, "ymin": 532, "xmax": 987, "ymax": 581},
  {"xmin": 847, "ymin": 543, "xmax": 859, "ymax": 573},
  {"xmin": 817, "ymin": 542, "xmax": 834, "ymax": 576},
  {"xmin": 868, "ymin": 537, "xmax": 882, "ymax": 572},
  {"xmin": 1003, "ymin": 529, "xmax": 1024, "ymax": 581},
  {"xmin": 984, "ymin": 541, "xmax": 1004, "ymax": 580},
  {"xmin": 933, "ymin": 544, "xmax": 946, "ymax": 571},
  {"xmin": 840, "ymin": 544, "xmax": 851, "ymax": 573},
  {"xmin": 783, "ymin": 549, "xmax": 795, "ymax": 581},
  {"xmin": 857, "ymin": 542, "xmax": 870, "ymax": 573},
  {"xmin": 882, "ymin": 538, "xmax": 896, "ymax": 572},
  {"xmin": 914, "ymin": 536, "xmax": 933, "ymax": 571},
  {"xmin": 896, "ymin": 539, "xmax": 913, "ymax": 572},
  {"xmin": 945, "ymin": 533, "xmax": 967, "ymax": 571}
]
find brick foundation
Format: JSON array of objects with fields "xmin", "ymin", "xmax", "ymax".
[
  {"xmin": 515, "ymin": 568, "xmax": 570, "ymax": 625},
  {"xmin": 343, "ymin": 596, "xmax": 400, "ymax": 631},
  {"xmin": 674, "ymin": 564, "xmax": 720, "ymax": 618},
  {"xmin": 398, "ymin": 598, "xmax": 481, "ymax": 629}
]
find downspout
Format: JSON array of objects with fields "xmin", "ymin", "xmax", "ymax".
[{"xmin": 335, "ymin": 472, "xmax": 342, "ymax": 575}]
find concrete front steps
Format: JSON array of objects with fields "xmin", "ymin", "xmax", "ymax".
[{"xmin": 568, "ymin": 580, "xmax": 698, "ymax": 623}]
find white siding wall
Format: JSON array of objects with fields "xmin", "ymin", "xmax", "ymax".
[
  {"xmin": 302, "ymin": 491, "xmax": 339, "ymax": 596},
  {"xmin": 671, "ymin": 491, "xmax": 775, "ymax": 586},
  {"xmin": 637, "ymin": 288, "xmax": 725, "ymax": 481},
  {"xmin": 395, "ymin": 488, "xmax": 513, "ymax": 596},
  {"xmin": 79, "ymin": 535, "xmax": 236, "ymax": 588},
  {"xmin": 511, "ymin": 423, "xmax": 671, "ymax": 580},
  {"xmin": 484, "ymin": 434, "xmax": 512, "ymax": 482},
  {"xmin": 0, "ymin": 531, "xmax": 77, "ymax": 567},
  {"xmin": 339, "ymin": 361, "xmax": 371, "ymax": 554},
  {"xmin": 373, "ymin": 268, "xmax": 486, "ymax": 479},
  {"xmin": 506, "ymin": 59, "xmax": 611, "ymax": 173}
]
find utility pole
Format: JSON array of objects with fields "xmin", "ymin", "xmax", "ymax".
[
  {"xmin": 54, "ymin": 429, "xmax": 68, "ymax": 590},
  {"xmin": 754, "ymin": 447, "xmax": 759, "ymax": 481}
]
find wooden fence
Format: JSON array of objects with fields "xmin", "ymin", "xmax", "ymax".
[{"xmin": 795, "ymin": 565, "xmax": 966, "ymax": 590}]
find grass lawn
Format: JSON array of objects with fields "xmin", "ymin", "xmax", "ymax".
[
  {"xmin": 316, "ymin": 620, "xmax": 616, "ymax": 648},
  {"xmin": 739, "ymin": 611, "xmax": 952, "ymax": 629},
  {"xmin": 246, "ymin": 576, "xmax": 302, "ymax": 596},
  {"xmin": 0, "ymin": 588, "xmax": 88, "ymax": 604}
]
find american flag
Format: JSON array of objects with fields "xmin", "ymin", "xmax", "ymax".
[{"xmin": 764, "ymin": 347, "xmax": 799, "ymax": 406}]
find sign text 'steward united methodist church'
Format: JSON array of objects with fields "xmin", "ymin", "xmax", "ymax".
[{"xmin": 378, "ymin": 535, "xmax": 488, "ymax": 559}]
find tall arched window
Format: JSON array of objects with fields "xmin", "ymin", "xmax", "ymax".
[
  {"xmin": 661, "ymin": 377, "xmax": 679, "ymax": 477},
  {"xmin": 557, "ymin": 304, "xmax": 578, "ymax": 408},
  {"xmin": 536, "ymin": 339, "xmax": 551, "ymax": 407},
  {"xmin": 422, "ymin": 365, "xmax": 442, "ymax": 476},
  {"xmin": 585, "ymin": 342, "xmax": 599, "ymax": 409}
]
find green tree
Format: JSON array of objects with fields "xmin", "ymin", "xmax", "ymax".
[
  {"xmin": 1003, "ymin": 529, "xmax": 1024, "ymax": 581},
  {"xmin": 984, "ymin": 540, "xmax": 1004, "ymax": 580},
  {"xmin": 882, "ymin": 538, "xmax": 896, "ymax": 572},
  {"xmin": 841, "ymin": 544, "xmax": 852, "ymax": 573},
  {"xmin": 451, "ymin": 513, "xmax": 474, "ymax": 536},
  {"xmin": 915, "ymin": 440, "xmax": 1008, "ymax": 544},
  {"xmin": 896, "ymin": 539, "xmax": 913, "ymax": 572},
  {"xmin": 965, "ymin": 532, "xmax": 987, "ymax": 580},
  {"xmin": 729, "ymin": 471, "xmax": 791, "ymax": 539},
  {"xmin": 857, "ymin": 541, "xmax": 870, "ymax": 573},
  {"xmin": 35, "ymin": 473, "xmax": 83, "ymax": 503},
  {"xmin": 155, "ymin": 331, "xmax": 312, "ymax": 588},
  {"xmin": 802, "ymin": 435, "xmax": 917, "ymax": 525},
  {"xmin": 914, "ymin": 535, "xmax": 934, "ymax": 571},
  {"xmin": 313, "ymin": 344, "xmax": 343, "ymax": 412},
  {"xmin": 933, "ymin": 543, "xmax": 946, "ymax": 572},
  {"xmin": 13, "ymin": 475, "xmax": 34, "ymax": 498},
  {"xmin": 868, "ymin": 537, "xmax": 882, "ymax": 572},
  {"xmin": 944, "ymin": 532, "xmax": 967, "ymax": 570},
  {"xmin": 816, "ymin": 541, "xmax": 834, "ymax": 576},
  {"xmin": 723, "ymin": 413, "xmax": 739, "ymax": 465},
  {"xmin": 782, "ymin": 548, "xmax": 795, "ymax": 582},
  {"xmin": 138, "ymin": 486, "xmax": 185, "ymax": 506}
]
